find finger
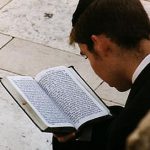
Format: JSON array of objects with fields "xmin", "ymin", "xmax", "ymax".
[{"xmin": 56, "ymin": 132, "xmax": 76, "ymax": 143}]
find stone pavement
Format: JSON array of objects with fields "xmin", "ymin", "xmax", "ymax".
[{"xmin": 0, "ymin": 0, "xmax": 149, "ymax": 150}]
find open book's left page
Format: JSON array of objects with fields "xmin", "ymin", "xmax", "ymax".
[{"xmin": 1, "ymin": 76, "xmax": 74, "ymax": 131}]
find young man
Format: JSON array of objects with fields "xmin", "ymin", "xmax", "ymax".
[{"xmin": 53, "ymin": 0, "xmax": 150, "ymax": 149}]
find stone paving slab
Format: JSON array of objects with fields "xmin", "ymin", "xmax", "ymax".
[
  {"xmin": 102, "ymin": 99, "xmax": 123, "ymax": 107},
  {"xmin": 0, "ymin": 0, "xmax": 12, "ymax": 9},
  {"xmin": 96, "ymin": 82, "xmax": 129, "ymax": 106},
  {"xmin": 0, "ymin": 0, "xmax": 79, "ymax": 54},
  {"xmin": 0, "ymin": 33, "xmax": 12, "ymax": 49},
  {"xmin": 0, "ymin": 69, "xmax": 16, "ymax": 100},
  {"xmin": 0, "ymin": 38, "xmax": 102, "ymax": 89}
]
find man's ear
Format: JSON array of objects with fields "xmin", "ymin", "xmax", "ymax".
[
  {"xmin": 91, "ymin": 35, "xmax": 101, "ymax": 51},
  {"xmin": 91, "ymin": 34, "xmax": 112, "ymax": 56}
]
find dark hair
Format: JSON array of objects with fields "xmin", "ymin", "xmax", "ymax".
[
  {"xmin": 70, "ymin": 0, "xmax": 150, "ymax": 50},
  {"xmin": 72, "ymin": 0, "xmax": 94, "ymax": 26}
]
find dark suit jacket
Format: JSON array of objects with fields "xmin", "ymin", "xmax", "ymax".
[
  {"xmin": 106, "ymin": 63, "xmax": 150, "ymax": 150},
  {"xmin": 52, "ymin": 63, "xmax": 150, "ymax": 150}
]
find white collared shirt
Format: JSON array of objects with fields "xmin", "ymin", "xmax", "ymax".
[{"xmin": 132, "ymin": 54, "xmax": 150, "ymax": 83}]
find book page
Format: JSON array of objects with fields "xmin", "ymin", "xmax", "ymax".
[
  {"xmin": 35, "ymin": 66, "xmax": 110, "ymax": 129},
  {"xmin": 5, "ymin": 76, "xmax": 73, "ymax": 128},
  {"xmin": 68, "ymin": 67, "xmax": 110, "ymax": 112}
]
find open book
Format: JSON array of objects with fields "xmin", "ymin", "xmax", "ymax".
[{"xmin": 1, "ymin": 66, "xmax": 111, "ymax": 134}]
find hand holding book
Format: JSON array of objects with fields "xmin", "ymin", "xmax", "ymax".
[{"xmin": 53, "ymin": 132, "xmax": 76, "ymax": 142}]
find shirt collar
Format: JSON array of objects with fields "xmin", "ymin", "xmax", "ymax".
[{"xmin": 132, "ymin": 54, "xmax": 150, "ymax": 83}]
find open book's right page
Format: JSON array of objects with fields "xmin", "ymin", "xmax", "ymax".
[{"xmin": 35, "ymin": 66, "xmax": 111, "ymax": 130}]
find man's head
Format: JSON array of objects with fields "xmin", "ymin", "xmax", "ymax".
[
  {"xmin": 71, "ymin": 0, "xmax": 150, "ymax": 50},
  {"xmin": 70, "ymin": 0, "xmax": 150, "ymax": 92}
]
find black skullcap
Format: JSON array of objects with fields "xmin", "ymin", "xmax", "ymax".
[{"xmin": 72, "ymin": 0, "xmax": 95, "ymax": 26}]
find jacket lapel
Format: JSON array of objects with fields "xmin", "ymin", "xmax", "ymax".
[{"xmin": 126, "ymin": 63, "xmax": 150, "ymax": 106}]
